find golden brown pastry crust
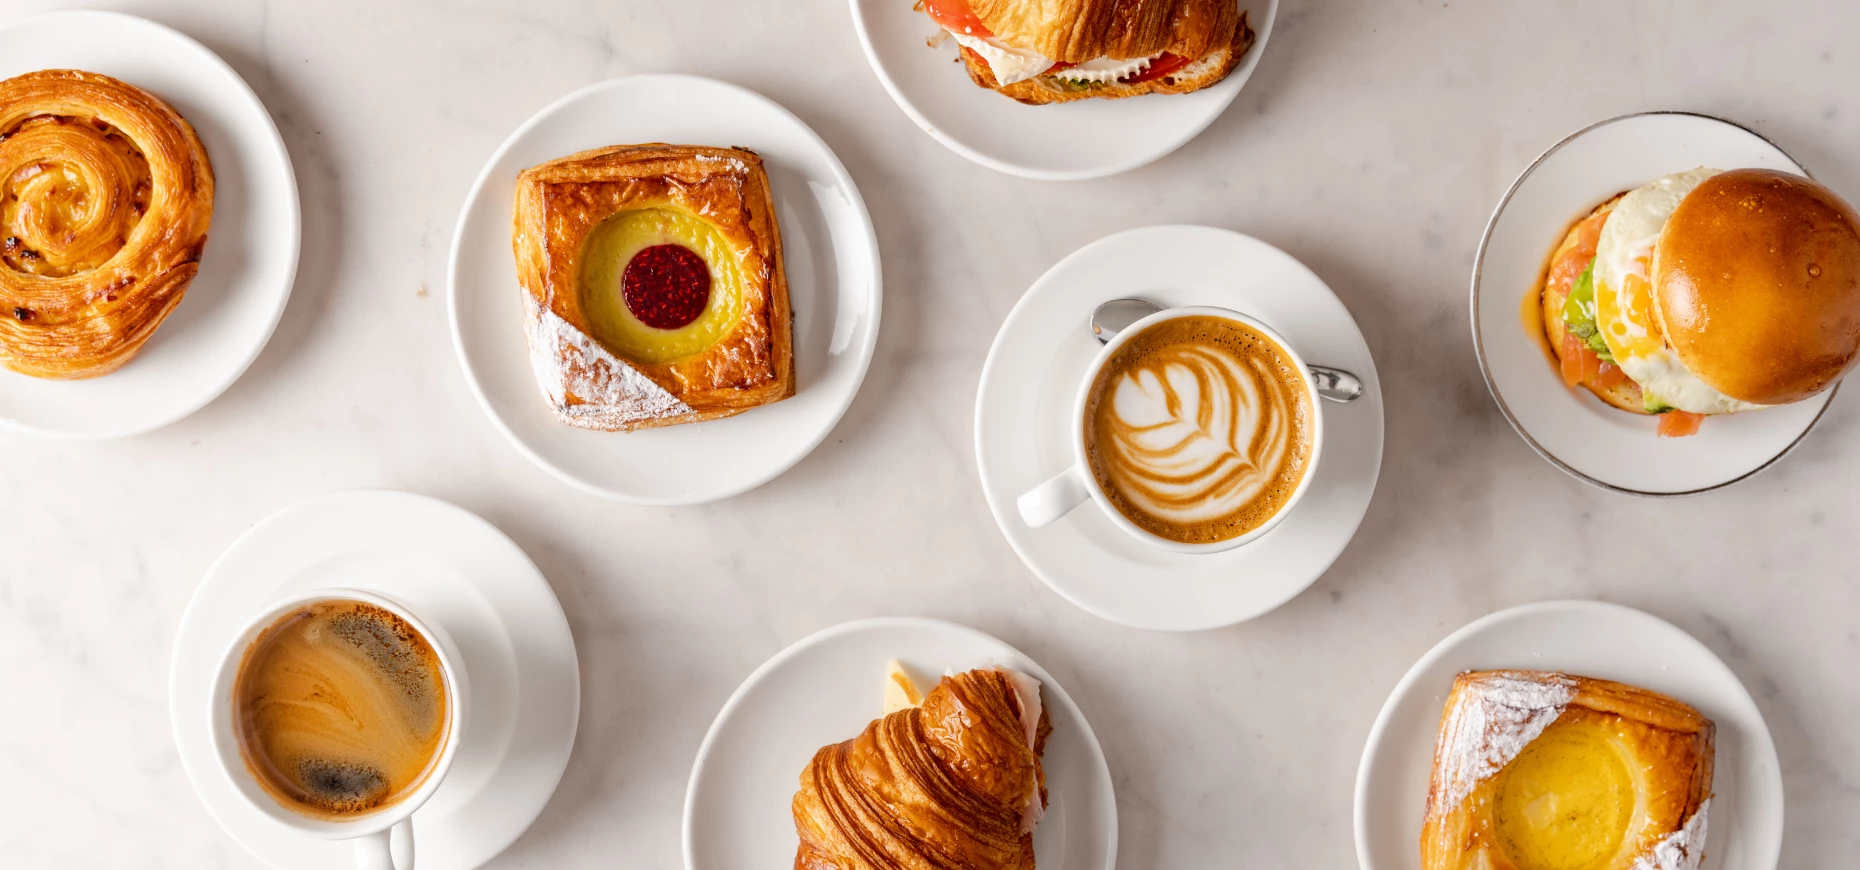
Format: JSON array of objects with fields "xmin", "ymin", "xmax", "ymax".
[
  {"xmin": 960, "ymin": 12, "xmax": 1253, "ymax": 105},
  {"xmin": 0, "ymin": 69, "xmax": 214, "ymax": 379},
  {"xmin": 1538, "ymin": 195, "xmax": 1649, "ymax": 414},
  {"xmin": 967, "ymin": 0, "xmax": 1240, "ymax": 63},
  {"xmin": 512, "ymin": 144, "xmax": 793, "ymax": 431},
  {"xmin": 792, "ymin": 669, "xmax": 1050, "ymax": 870},
  {"xmin": 1421, "ymin": 671, "xmax": 1714, "ymax": 870}
]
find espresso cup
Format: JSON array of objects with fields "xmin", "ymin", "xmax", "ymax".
[
  {"xmin": 1017, "ymin": 306, "xmax": 1326, "ymax": 554},
  {"xmin": 208, "ymin": 589, "xmax": 469, "ymax": 870}
]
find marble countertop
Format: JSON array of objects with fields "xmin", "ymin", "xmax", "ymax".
[{"xmin": 3, "ymin": 0, "xmax": 1857, "ymax": 866}]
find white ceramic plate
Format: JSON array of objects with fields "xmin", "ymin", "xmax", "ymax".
[
  {"xmin": 170, "ymin": 491, "xmax": 580, "ymax": 870},
  {"xmin": 975, "ymin": 225, "xmax": 1383, "ymax": 631},
  {"xmin": 1472, "ymin": 111, "xmax": 1832, "ymax": 496},
  {"xmin": 0, "ymin": 10, "xmax": 299, "ymax": 439},
  {"xmin": 849, "ymin": 0, "xmax": 1277, "ymax": 180},
  {"xmin": 1354, "ymin": 600, "xmax": 1783, "ymax": 870},
  {"xmin": 450, "ymin": 75, "xmax": 882, "ymax": 504},
  {"xmin": 684, "ymin": 617, "xmax": 1116, "ymax": 870}
]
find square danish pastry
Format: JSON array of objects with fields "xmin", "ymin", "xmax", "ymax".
[
  {"xmin": 512, "ymin": 143, "xmax": 793, "ymax": 431},
  {"xmin": 1421, "ymin": 670, "xmax": 1714, "ymax": 870}
]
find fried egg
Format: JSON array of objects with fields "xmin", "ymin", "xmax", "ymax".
[{"xmin": 1593, "ymin": 167, "xmax": 1768, "ymax": 415}]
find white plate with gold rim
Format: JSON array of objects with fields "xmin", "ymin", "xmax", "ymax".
[
  {"xmin": 849, "ymin": 0, "xmax": 1277, "ymax": 180},
  {"xmin": 0, "ymin": 10, "xmax": 299, "ymax": 439},
  {"xmin": 449, "ymin": 74, "xmax": 881, "ymax": 504},
  {"xmin": 1353, "ymin": 600, "xmax": 1783, "ymax": 870},
  {"xmin": 1471, "ymin": 111, "xmax": 1833, "ymax": 496},
  {"xmin": 683, "ymin": 617, "xmax": 1115, "ymax": 870},
  {"xmin": 974, "ymin": 225, "xmax": 1383, "ymax": 631}
]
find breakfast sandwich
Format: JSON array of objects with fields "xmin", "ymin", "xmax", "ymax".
[
  {"xmin": 919, "ymin": 0, "xmax": 1255, "ymax": 104},
  {"xmin": 1538, "ymin": 168, "xmax": 1860, "ymax": 436}
]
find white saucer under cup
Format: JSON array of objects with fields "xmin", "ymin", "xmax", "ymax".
[
  {"xmin": 170, "ymin": 491, "xmax": 580, "ymax": 870},
  {"xmin": 0, "ymin": 11, "xmax": 299, "ymax": 439},
  {"xmin": 449, "ymin": 74, "xmax": 882, "ymax": 505},
  {"xmin": 1353, "ymin": 600, "xmax": 1784, "ymax": 870},
  {"xmin": 683, "ymin": 617, "xmax": 1116, "ymax": 870},
  {"xmin": 975, "ymin": 225, "xmax": 1384, "ymax": 631},
  {"xmin": 1472, "ymin": 111, "xmax": 1831, "ymax": 496},
  {"xmin": 849, "ymin": 0, "xmax": 1277, "ymax": 180}
]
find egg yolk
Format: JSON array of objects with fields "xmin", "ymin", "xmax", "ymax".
[
  {"xmin": 579, "ymin": 207, "xmax": 746, "ymax": 365},
  {"xmin": 1595, "ymin": 251, "xmax": 1665, "ymax": 363},
  {"xmin": 1492, "ymin": 718, "xmax": 1635, "ymax": 870}
]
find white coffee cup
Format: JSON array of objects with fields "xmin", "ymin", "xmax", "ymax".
[
  {"xmin": 208, "ymin": 588, "xmax": 469, "ymax": 870},
  {"xmin": 1016, "ymin": 305, "xmax": 1326, "ymax": 554}
]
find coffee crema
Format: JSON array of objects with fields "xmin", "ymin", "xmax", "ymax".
[
  {"xmin": 233, "ymin": 599, "xmax": 449, "ymax": 820},
  {"xmin": 1084, "ymin": 315, "xmax": 1314, "ymax": 544}
]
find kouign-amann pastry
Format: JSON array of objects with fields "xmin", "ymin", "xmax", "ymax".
[
  {"xmin": 793, "ymin": 666, "xmax": 1050, "ymax": 870},
  {"xmin": 0, "ymin": 69, "xmax": 214, "ymax": 379},
  {"xmin": 1421, "ymin": 670, "xmax": 1714, "ymax": 870},
  {"xmin": 512, "ymin": 143, "xmax": 793, "ymax": 431}
]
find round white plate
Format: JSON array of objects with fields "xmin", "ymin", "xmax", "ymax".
[
  {"xmin": 975, "ymin": 225, "xmax": 1384, "ymax": 631},
  {"xmin": 850, "ymin": 0, "xmax": 1277, "ymax": 180},
  {"xmin": 684, "ymin": 617, "xmax": 1115, "ymax": 870},
  {"xmin": 450, "ymin": 75, "xmax": 882, "ymax": 504},
  {"xmin": 170, "ymin": 491, "xmax": 580, "ymax": 870},
  {"xmin": 1354, "ymin": 600, "xmax": 1783, "ymax": 870},
  {"xmin": 0, "ymin": 10, "xmax": 299, "ymax": 439},
  {"xmin": 1472, "ymin": 111, "xmax": 1833, "ymax": 496}
]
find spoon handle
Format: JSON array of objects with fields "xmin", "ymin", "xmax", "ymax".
[{"xmin": 1309, "ymin": 365, "xmax": 1363, "ymax": 403}]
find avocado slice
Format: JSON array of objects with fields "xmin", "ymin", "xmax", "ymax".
[{"xmin": 1560, "ymin": 260, "xmax": 1614, "ymax": 362}]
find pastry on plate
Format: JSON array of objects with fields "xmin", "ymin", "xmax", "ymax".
[
  {"xmin": 0, "ymin": 69, "xmax": 214, "ymax": 379},
  {"xmin": 1421, "ymin": 670, "xmax": 1714, "ymax": 870},
  {"xmin": 918, "ymin": 0, "xmax": 1255, "ymax": 104},
  {"xmin": 793, "ymin": 663, "xmax": 1049, "ymax": 870},
  {"xmin": 512, "ymin": 143, "xmax": 793, "ymax": 431},
  {"xmin": 1533, "ymin": 167, "xmax": 1860, "ymax": 437}
]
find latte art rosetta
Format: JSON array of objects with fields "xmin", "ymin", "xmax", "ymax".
[{"xmin": 1085, "ymin": 315, "xmax": 1314, "ymax": 544}]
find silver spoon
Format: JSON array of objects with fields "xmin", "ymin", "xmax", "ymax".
[{"xmin": 1091, "ymin": 298, "xmax": 1363, "ymax": 403}]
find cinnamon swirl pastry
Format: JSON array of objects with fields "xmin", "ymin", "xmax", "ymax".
[
  {"xmin": 792, "ymin": 666, "xmax": 1049, "ymax": 870},
  {"xmin": 0, "ymin": 70, "xmax": 214, "ymax": 379}
]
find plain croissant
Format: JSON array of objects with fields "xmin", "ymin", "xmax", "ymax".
[{"xmin": 792, "ymin": 668, "xmax": 1051, "ymax": 870}]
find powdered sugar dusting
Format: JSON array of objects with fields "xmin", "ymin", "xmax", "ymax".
[
  {"xmin": 1435, "ymin": 672, "xmax": 1577, "ymax": 811},
  {"xmin": 524, "ymin": 298, "xmax": 692, "ymax": 428},
  {"xmin": 1633, "ymin": 800, "xmax": 1710, "ymax": 870}
]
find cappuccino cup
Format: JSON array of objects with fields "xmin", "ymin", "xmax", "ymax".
[
  {"xmin": 1017, "ymin": 306, "xmax": 1325, "ymax": 553},
  {"xmin": 208, "ymin": 589, "xmax": 468, "ymax": 870}
]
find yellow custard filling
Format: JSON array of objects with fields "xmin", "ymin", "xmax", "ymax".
[
  {"xmin": 578, "ymin": 207, "xmax": 746, "ymax": 365},
  {"xmin": 1493, "ymin": 718, "xmax": 1635, "ymax": 870}
]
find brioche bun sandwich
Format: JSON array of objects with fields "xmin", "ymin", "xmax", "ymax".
[
  {"xmin": 918, "ymin": 0, "xmax": 1255, "ymax": 105},
  {"xmin": 1538, "ymin": 168, "xmax": 1860, "ymax": 437}
]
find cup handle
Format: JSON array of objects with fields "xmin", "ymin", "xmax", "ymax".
[
  {"xmin": 355, "ymin": 818, "xmax": 415, "ymax": 870},
  {"xmin": 1017, "ymin": 463, "xmax": 1092, "ymax": 528}
]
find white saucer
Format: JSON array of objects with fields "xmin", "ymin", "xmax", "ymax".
[
  {"xmin": 0, "ymin": 10, "xmax": 299, "ymax": 439},
  {"xmin": 449, "ymin": 75, "xmax": 882, "ymax": 504},
  {"xmin": 683, "ymin": 617, "xmax": 1116, "ymax": 870},
  {"xmin": 849, "ymin": 0, "xmax": 1277, "ymax": 180},
  {"xmin": 1472, "ymin": 111, "xmax": 1832, "ymax": 496},
  {"xmin": 975, "ymin": 225, "xmax": 1384, "ymax": 631},
  {"xmin": 170, "ymin": 491, "xmax": 580, "ymax": 870},
  {"xmin": 1353, "ymin": 600, "xmax": 1783, "ymax": 870}
]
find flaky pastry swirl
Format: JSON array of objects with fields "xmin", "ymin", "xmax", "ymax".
[
  {"xmin": 0, "ymin": 69, "xmax": 214, "ymax": 379},
  {"xmin": 793, "ymin": 668, "xmax": 1050, "ymax": 870}
]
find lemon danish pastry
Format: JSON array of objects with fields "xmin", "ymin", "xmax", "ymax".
[
  {"xmin": 0, "ymin": 70, "xmax": 214, "ymax": 379},
  {"xmin": 512, "ymin": 143, "xmax": 793, "ymax": 431},
  {"xmin": 1422, "ymin": 671, "xmax": 1714, "ymax": 870}
]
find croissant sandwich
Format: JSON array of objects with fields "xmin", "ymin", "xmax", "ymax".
[
  {"xmin": 919, "ymin": 0, "xmax": 1255, "ymax": 104},
  {"xmin": 1421, "ymin": 671, "xmax": 1714, "ymax": 870},
  {"xmin": 793, "ymin": 665, "xmax": 1050, "ymax": 870}
]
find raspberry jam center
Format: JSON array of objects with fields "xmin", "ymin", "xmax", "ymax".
[{"xmin": 622, "ymin": 244, "xmax": 711, "ymax": 329}]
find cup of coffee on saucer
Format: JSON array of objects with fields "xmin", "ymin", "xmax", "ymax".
[
  {"xmin": 207, "ymin": 589, "xmax": 468, "ymax": 870},
  {"xmin": 1018, "ymin": 305, "xmax": 1330, "ymax": 554}
]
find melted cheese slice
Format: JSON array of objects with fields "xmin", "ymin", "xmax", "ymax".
[{"xmin": 947, "ymin": 31, "xmax": 1053, "ymax": 85}]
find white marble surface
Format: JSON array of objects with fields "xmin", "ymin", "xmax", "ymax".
[{"xmin": 2, "ymin": 0, "xmax": 1857, "ymax": 867}]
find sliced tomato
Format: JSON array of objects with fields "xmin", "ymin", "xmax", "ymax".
[
  {"xmin": 923, "ymin": 0, "xmax": 991, "ymax": 36},
  {"xmin": 1126, "ymin": 53, "xmax": 1195, "ymax": 84},
  {"xmin": 1559, "ymin": 332, "xmax": 1602, "ymax": 388},
  {"xmin": 1657, "ymin": 410, "xmax": 1705, "ymax": 438},
  {"xmin": 1593, "ymin": 361, "xmax": 1628, "ymax": 390},
  {"xmin": 1044, "ymin": 60, "xmax": 1076, "ymax": 74}
]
